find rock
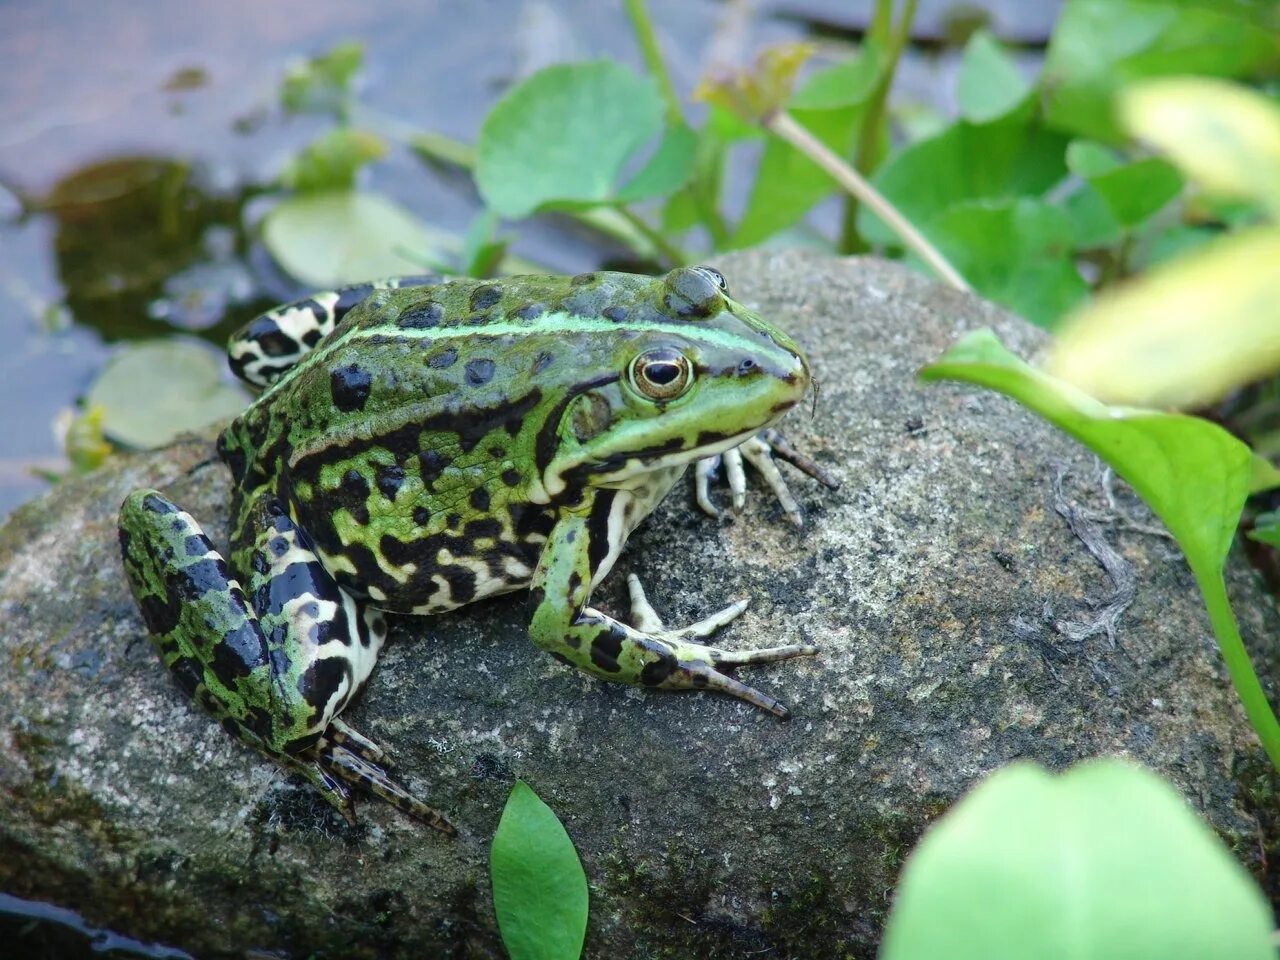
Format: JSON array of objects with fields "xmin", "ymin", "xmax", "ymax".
[{"xmin": 1, "ymin": 251, "xmax": 1276, "ymax": 959}]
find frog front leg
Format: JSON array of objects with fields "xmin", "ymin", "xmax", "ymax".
[
  {"xmin": 528, "ymin": 508, "xmax": 818, "ymax": 718},
  {"xmin": 119, "ymin": 489, "xmax": 452, "ymax": 832}
]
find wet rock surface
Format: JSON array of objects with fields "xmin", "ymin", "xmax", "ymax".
[{"xmin": 2, "ymin": 250, "xmax": 1277, "ymax": 959}]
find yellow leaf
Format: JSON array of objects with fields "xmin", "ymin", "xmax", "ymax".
[
  {"xmin": 1046, "ymin": 228, "xmax": 1280, "ymax": 408},
  {"xmin": 693, "ymin": 42, "xmax": 814, "ymax": 123},
  {"xmin": 1120, "ymin": 78, "xmax": 1280, "ymax": 217}
]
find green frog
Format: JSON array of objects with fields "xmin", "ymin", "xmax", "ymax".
[{"xmin": 118, "ymin": 266, "xmax": 837, "ymax": 833}]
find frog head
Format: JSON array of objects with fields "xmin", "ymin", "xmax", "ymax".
[{"xmin": 543, "ymin": 266, "xmax": 811, "ymax": 495}]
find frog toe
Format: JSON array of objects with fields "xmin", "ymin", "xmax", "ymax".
[{"xmin": 317, "ymin": 736, "xmax": 454, "ymax": 836}]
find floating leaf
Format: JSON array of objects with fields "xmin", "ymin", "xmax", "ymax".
[
  {"xmin": 476, "ymin": 62, "xmax": 668, "ymax": 218},
  {"xmin": 881, "ymin": 760, "xmax": 1275, "ymax": 960},
  {"xmin": 280, "ymin": 41, "xmax": 364, "ymax": 117},
  {"xmin": 262, "ymin": 191, "xmax": 449, "ymax": 288},
  {"xmin": 957, "ymin": 30, "xmax": 1031, "ymax": 124},
  {"xmin": 491, "ymin": 781, "xmax": 588, "ymax": 960},
  {"xmin": 1120, "ymin": 77, "xmax": 1280, "ymax": 217},
  {"xmin": 280, "ymin": 129, "xmax": 387, "ymax": 193},
  {"xmin": 1046, "ymin": 228, "xmax": 1280, "ymax": 408},
  {"xmin": 86, "ymin": 339, "xmax": 250, "ymax": 449}
]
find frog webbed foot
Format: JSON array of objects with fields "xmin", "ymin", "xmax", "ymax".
[
  {"xmin": 694, "ymin": 428, "xmax": 840, "ymax": 527},
  {"xmin": 308, "ymin": 725, "xmax": 455, "ymax": 835},
  {"xmin": 623, "ymin": 574, "xmax": 819, "ymax": 720}
]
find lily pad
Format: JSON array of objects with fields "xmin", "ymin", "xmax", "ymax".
[
  {"xmin": 86, "ymin": 339, "xmax": 250, "ymax": 449},
  {"xmin": 262, "ymin": 191, "xmax": 449, "ymax": 288}
]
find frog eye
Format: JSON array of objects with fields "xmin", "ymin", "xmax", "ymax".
[
  {"xmin": 629, "ymin": 348, "xmax": 693, "ymax": 401},
  {"xmin": 693, "ymin": 266, "xmax": 728, "ymax": 294}
]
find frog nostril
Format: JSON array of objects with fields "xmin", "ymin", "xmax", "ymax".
[{"xmin": 737, "ymin": 358, "xmax": 757, "ymax": 376}]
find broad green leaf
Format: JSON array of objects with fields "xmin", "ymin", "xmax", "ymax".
[
  {"xmin": 921, "ymin": 198, "xmax": 1087, "ymax": 327},
  {"xmin": 87, "ymin": 339, "xmax": 250, "ymax": 449},
  {"xmin": 615, "ymin": 123, "xmax": 697, "ymax": 203},
  {"xmin": 920, "ymin": 329, "xmax": 1252, "ymax": 570},
  {"xmin": 262, "ymin": 191, "xmax": 449, "ymax": 287},
  {"xmin": 476, "ymin": 62, "xmax": 665, "ymax": 218},
  {"xmin": 491, "ymin": 781, "xmax": 588, "ymax": 960},
  {"xmin": 789, "ymin": 43, "xmax": 884, "ymax": 110},
  {"xmin": 1120, "ymin": 77, "xmax": 1280, "ymax": 217},
  {"xmin": 1065, "ymin": 140, "xmax": 1182, "ymax": 229},
  {"xmin": 957, "ymin": 30, "xmax": 1031, "ymax": 124},
  {"xmin": 1046, "ymin": 228, "xmax": 1280, "ymax": 408},
  {"xmin": 880, "ymin": 760, "xmax": 1275, "ymax": 960},
  {"xmin": 1249, "ymin": 509, "xmax": 1280, "ymax": 546},
  {"xmin": 1057, "ymin": 182, "xmax": 1122, "ymax": 249},
  {"xmin": 1043, "ymin": 0, "xmax": 1280, "ymax": 142},
  {"xmin": 857, "ymin": 111, "xmax": 1069, "ymax": 247},
  {"xmin": 280, "ymin": 129, "xmax": 387, "ymax": 193},
  {"xmin": 730, "ymin": 104, "xmax": 867, "ymax": 248}
]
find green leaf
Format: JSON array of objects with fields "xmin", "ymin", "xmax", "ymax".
[
  {"xmin": 957, "ymin": 30, "xmax": 1031, "ymax": 124},
  {"xmin": 922, "ymin": 198, "xmax": 1087, "ymax": 327},
  {"xmin": 476, "ymin": 62, "xmax": 666, "ymax": 218},
  {"xmin": 858, "ymin": 111, "xmax": 1069, "ymax": 247},
  {"xmin": 86, "ymin": 339, "xmax": 250, "ymax": 449},
  {"xmin": 1120, "ymin": 77, "xmax": 1280, "ymax": 217},
  {"xmin": 921, "ymin": 331, "xmax": 1280, "ymax": 772},
  {"xmin": 730, "ymin": 103, "xmax": 867, "ymax": 248},
  {"xmin": 1065, "ymin": 140, "xmax": 1182, "ymax": 229},
  {"xmin": 615, "ymin": 122, "xmax": 697, "ymax": 204},
  {"xmin": 1057, "ymin": 182, "xmax": 1122, "ymax": 249},
  {"xmin": 491, "ymin": 781, "xmax": 588, "ymax": 960},
  {"xmin": 1249, "ymin": 457, "xmax": 1280, "ymax": 495},
  {"xmin": 280, "ymin": 129, "xmax": 387, "ymax": 193},
  {"xmin": 789, "ymin": 43, "xmax": 883, "ymax": 110},
  {"xmin": 279, "ymin": 41, "xmax": 364, "ymax": 117},
  {"xmin": 262, "ymin": 191, "xmax": 450, "ymax": 288},
  {"xmin": 880, "ymin": 760, "xmax": 1275, "ymax": 960},
  {"xmin": 1043, "ymin": 0, "xmax": 1280, "ymax": 142}
]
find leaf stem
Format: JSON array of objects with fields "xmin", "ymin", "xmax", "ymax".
[
  {"xmin": 1191, "ymin": 559, "xmax": 1280, "ymax": 773},
  {"xmin": 767, "ymin": 110, "xmax": 969, "ymax": 291},
  {"xmin": 841, "ymin": 0, "xmax": 918, "ymax": 254},
  {"xmin": 624, "ymin": 0, "xmax": 683, "ymax": 125},
  {"xmin": 617, "ymin": 207, "xmax": 688, "ymax": 266}
]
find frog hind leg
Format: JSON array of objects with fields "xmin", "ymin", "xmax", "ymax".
[
  {"xmin": 226, "ymin": 274, "xmax": 440, "ymax": 388},
  {"xmin": 528, "ymin": 508, "xmax": 818, "ymax": 720},
  {"xmin": 118, "ymin": 489, "xmax": 453, "ymax": 834}
]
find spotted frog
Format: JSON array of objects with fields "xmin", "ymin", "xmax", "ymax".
[{"xmin": 118, "ymin": 266, "xmax": 837, "ymax": 832}]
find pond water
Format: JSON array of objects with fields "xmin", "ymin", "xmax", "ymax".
[{"xmin": 0, "ymin": 0, "xmax": 1058, "ymax": 519}]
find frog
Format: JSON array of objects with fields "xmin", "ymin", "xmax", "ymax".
[{"xmin": 118, "ymin": 266, "xmax": 838, "ymax": 833}]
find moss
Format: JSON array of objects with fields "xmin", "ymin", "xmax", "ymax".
[{"xmin": 1232, "ymin": 749, "xmax": 1280, "ymax": 907}]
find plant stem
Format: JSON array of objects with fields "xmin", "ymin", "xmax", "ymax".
[
  {"xmin": 617, "ymin": 207, "xmax": 688, "ymax": 266},
  {"xmin": 1192, "ymin": 559, "xmax": 1280, "ymax": 773},
  {"xmin": 624, "ymin": 0, "xmax": 683, "ymax": 125},
  {"xmin": 768, "ymin": 111, "xmax": 969, "ymax": 291},
  {"xmin": 841, "ymin": 0, "xmax": 918, "ymax": 254}
]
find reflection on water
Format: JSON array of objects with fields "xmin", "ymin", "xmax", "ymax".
[{"xmin": 0, "ymin": 893, "xmax": 194, "ymax": 960}]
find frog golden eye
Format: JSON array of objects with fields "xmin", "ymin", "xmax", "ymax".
[{"xmin": 629, "ymin": 349, "xmax": 693, "ymax": 401}]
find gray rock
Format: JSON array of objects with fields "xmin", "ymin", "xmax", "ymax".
[{"xmin": 1, "ymin": 251, "xmax": 1276, "ymax": 959}]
